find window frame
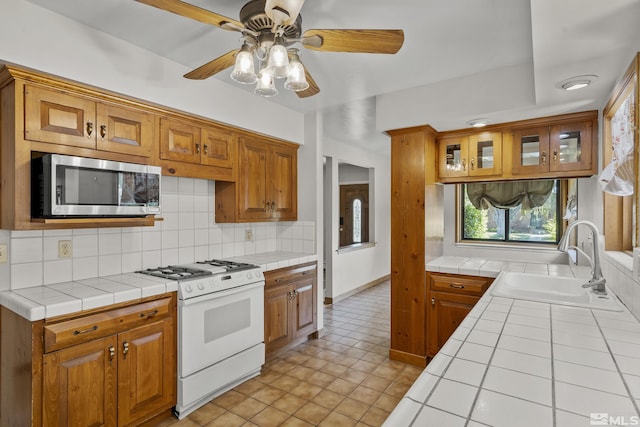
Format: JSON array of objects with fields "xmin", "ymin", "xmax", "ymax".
[{"xmin": 456, "ymin": 180, "xmax": 567, "ymax": 246}]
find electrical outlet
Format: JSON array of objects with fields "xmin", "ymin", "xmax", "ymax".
[
  {"xmin": 245, "ymin": 229, "xmax": 253, "ymax": 241},
  {"xmin": 0, "ymin": 244, "xmax": 7, "ymax": 263},
  {"xmin": 58, "ymin": 240, "xmax": 72, "ymax": 258}
]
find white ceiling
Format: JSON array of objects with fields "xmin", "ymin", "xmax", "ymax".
[{"xmin": 25, "ymin": 0, "xmax": 640, "ymax": 152}]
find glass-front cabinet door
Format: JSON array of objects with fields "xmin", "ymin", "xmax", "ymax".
[
  {"xmin": 468, "ymin": 132, "xmax": 502, "ymax": 177},
  {"xmin": 511, "ymin": 126, "xmax": 550, "ymax": 175},
  {"xmin": 438, "ymin": 136, "xmax": 469, "ymax": 178},
  {"xmin": 549, "ymin": 121, "xmax": 592, "ymax": 172}
]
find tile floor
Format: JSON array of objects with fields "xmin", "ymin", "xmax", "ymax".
[{"xmin": 160, "ymin": 280, "xmax": 422, "ymax": 426}]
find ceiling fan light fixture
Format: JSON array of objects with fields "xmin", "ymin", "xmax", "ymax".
[
  {"xmin": 268, "ymin": 37, "xmax": 290, "ymax": 79},
  {"xmin": 230, "ymin": 43, "xmax": 257, "ymax": 84},
  {"xmin": 284, "ymin": 49, "xmax": 309, "ymax": 91},
  {"xmin": 255, "ymin": 64, "xmax": 279, "ymax": 97},
  {"xmin": 265, "ymin": 0, "xmax": 305, "ymax": 26}
]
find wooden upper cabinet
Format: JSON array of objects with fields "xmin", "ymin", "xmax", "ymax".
[
  {"xmin": 24, "ymin": 85, "xmax": 153, "ymax": 157},
  {"xmin": 216, "ymin": 136, "xmax": 297, "ymax": 222},
  {"xmin": 159, "ymin": 117, "xmax": 202, "ymax": 164},
  {"xmin": 438, "ymin": 132, "xmax": 502, "ymax": 180},
  {"xmin": 25, "ymin": 85, "xmax": 97, "ymax": 149},
  {"xmin": 512, "ymin": 119, "xmax": 595, "ymax": 176},
  {"xmin": 96, "ymin": 103, "xmax": 153, "ymax": 157},
  {"xmin": 160, "ymin": 117, "xmax": 236, "ymax": 169}
]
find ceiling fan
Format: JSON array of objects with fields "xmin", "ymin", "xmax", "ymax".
[{"xmin": 136, "ymin": 0, "xmax": 405, "ymax": 98}]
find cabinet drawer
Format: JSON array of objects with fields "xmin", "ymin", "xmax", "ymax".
[
  {"xmin": 44, "ymin": 297, "xmax": 172, "ymax": 353},
  {"xmin": 265, "ymin": 262, "xmax": 316, "ymax": 289},
  {"xmin": 429, "ymin": 273, "xmax": 491, "ymax": 296}
]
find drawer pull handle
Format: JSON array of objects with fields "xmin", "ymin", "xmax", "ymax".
[
  {"xmin": 274, "ymin": 278, "xmax": 284, "ymax": 282},
  {"xmin": 140, "ymin": 309, "xmax": 159, "ymax": 319},
  {"xmin": 100, "ymin": 124, "xmax": 107, "ymax": 139},
  {"xmin": 449, "ymin": 283, "xmax": 465, "ymax": 289},
  {"xmin": 109, "ymin": 345, "xmax": 115, "ymax": 362},
  {"xmin": 431, "ymin": 298, "xmax": 436, "ymax": 306},
  {"xmin": 123, "ymin": 341, "xmax": 129, "ymax": 358},
  {"xmin": 86, "ymin": 121, "xmax": 93, "ymax": 137},
  {"xmin": 73, "ymin": 325, "xmax": 98, "ymax": 335}
]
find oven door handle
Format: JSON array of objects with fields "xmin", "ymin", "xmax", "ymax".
[{"xmin": 179, "ymin": 281, "xmax": 265, "ymax": 306}]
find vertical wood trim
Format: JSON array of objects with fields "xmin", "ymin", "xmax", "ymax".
[{"xmin": 390, "ymin": 131, "xmax": 427, "ymax": 358}]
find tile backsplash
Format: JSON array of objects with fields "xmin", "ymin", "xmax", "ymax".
[{"xmin": 0, "ymin": 177, "xmax": 315, "ymax": 291}]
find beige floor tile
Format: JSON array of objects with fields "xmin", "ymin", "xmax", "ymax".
[
  {"xmin": 350, "ymin": 385, "xmax": 383, "ymax": 405},
  {"xmin": 250, "ymin": 406, "xmax": 290, "ymax": 427},
  {"xmin": 271, "ymin": 374, "xmax": 302, "ymax": 392},
  {"xmin": 341, "ymin": 370, "xmax": 369, "ymax": 385},
  {"xmin": 313, "ymin": 389, "xmax": 346, "ymax": 410},
  {"xmin": 318, "ymin": 411, "xmax": 359, "ymax": 427},
  {"xmin": 271, "ymin": 394, "xmax": 308, "ymax": 415},
  {"xmin": 228, "ymin": 397, "xmax": 267, "ymax": 419},
  {"xmin": 384, "ymin": 380, "xmax": 412, "ymax": 398},
  {"xmin": 360, "ymin": 406, "xmax": 390, "ymax": 427},
  {"xmin": 290, "ymin": 381, "xmax": 323, "ymax": 400},
  {"xmin": 255, "ymin": 369, "xmax": 283, "ymax": 385},
  {"xmin": 294, "ymin": 402, "xmax": 332, "ymax": 425},
  {"xmin": 212, "ymin": 390, "xmax": 248, "ymax": 410},
  {"xmin": 289, "ymin": 365, "xmax": 317, "ymax": 381},
  {"xmin": 303, "ymin": 357, "xmax": 329, "ymax": 370},
  {"xmin": 307, "ymin": 370, "xmax": 336, "ymax": 388},
  {"xmin": 360, "ymin": 375, "xmax": 393, "ymax": 392},
  {"xmin": 327, "ymin": 378, "xmax": 360, "ymax": 395},
  {"xmin": 351, "ymin": 359, "xmax": 381, "ymax": 373},
  {"xmin": 279, "ymin": 416, "xmax": 314, "ymax": 426},
  {"xmin": 320, "ymin": 363, "xmax": 349, "ymax": 377},
  {"xmin": 203, "ymin": 411, "xmax": 246, "ymax": 427},
  {"xmin": 187, "ymin": 402, "xmax": 226, "ymax": 425},
  {"xmin": 251, "ymin": 385, "xmax": 286, "ymax": 405},
  {"xmin": 334, "ymin": 397, "xmax": 370, "ymax": 420},
  {"xmin": 233, "ymin": 379, "xmax": 265, "ymax": 396}
]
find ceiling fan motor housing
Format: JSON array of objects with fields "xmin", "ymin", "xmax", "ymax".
[{"xmin": 240, "ymin": 0, "xmax": 302, "ymax": 39}]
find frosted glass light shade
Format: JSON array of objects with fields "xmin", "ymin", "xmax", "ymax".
[
  {"xmin": 268, "ymin": 41, "xmax": 290, "ymax": 79},
  {"xmin": 230, "ymin": 45, "xmax": 257, "ymax": 84},
  {"xmin": 255, "ymin": 69, "xmax": 278, "ymax": 97},
  {"xmin": 284, "ymin": 51, "xmax": 309, "ymax": 91}
]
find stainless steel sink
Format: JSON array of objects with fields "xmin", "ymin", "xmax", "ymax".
[{"xmin": 490, "ymin": 271, "xmax": 624, "ymax": 311}]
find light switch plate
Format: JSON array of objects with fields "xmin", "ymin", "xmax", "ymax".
[{"xmin": 0, "ymin": 244, "xmax": 7, "ymax": 263}]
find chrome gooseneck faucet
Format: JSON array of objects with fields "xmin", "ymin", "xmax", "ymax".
[{"xmin": 557, "ymin": 220, "xmax": 607, "ymax": 294}]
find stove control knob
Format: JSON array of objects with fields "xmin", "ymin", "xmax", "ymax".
[
  {"xmin": 197, "ymin": 283, "xmax": 205, "ymax": 290},
  {"xmin": 246, "ymin": 272, "xmax": 253, "ymax": 280},
  {"xmin": 184, "ymin": 284, "xmax": 193, "ymax": 293}
]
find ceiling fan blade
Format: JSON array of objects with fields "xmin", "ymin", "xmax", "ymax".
[
  {"xmin": 301, "ymin": 29, "xmax": 404, "ymax": 54},
  {"xmin": 296, "ymin": 69, "xmax": 319, "ymax": 98},
  {"xmin": 136, "ymin": 0, "xmax": 243, "ymax": 30},
  {"xmin": 184, "ymin": 49, "xmax": 239, "ymax": 80}
]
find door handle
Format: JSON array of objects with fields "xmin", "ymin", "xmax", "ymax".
[
  {"xmin": 86, "ymin": 122, "xmax": 93, "ymax": 138},
  {"xmin": 123, "ymin": 341, "xmax": 129, "ymax": 358},
  {"xmin": 99, "ymin": 124, "xmax": 107, "ymax": 139},
  {"xmin": 109, "ymin": 345, "xmax": 115, "ymax": 363},
  {"xmin": 431, "ymin": 298, "xmax": 435, "ymax": 306}
]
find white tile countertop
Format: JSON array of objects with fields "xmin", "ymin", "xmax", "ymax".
[
  {"xmin": 386, "ymin": 260, "xmax": 640, "ymax": 426},
  {"xmin": 0, "ymin": 251, "xmax": 316, "ymax": 321},
  {"xmin": 426, "ymin": 256, "xmax": 587, "ymax": 279}
]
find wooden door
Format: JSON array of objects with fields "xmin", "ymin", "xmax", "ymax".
[
  {"xmin": 201, "ymin": 126, "xmax": 235, "ymax": 168},
  {"xmin": 468, "ymin": 132, "xmax": 502, "ymax": 177},
  {"xmin": 511, "ymin": 126, "xmax": 550, "ymax": 175},
  {"xmin": 339, "ymin": 184, "xmax": 369, "ymax": 247},
  {"xmin": 159, "ymin": 118, "xmax": 202, "ymax": 164},
  {"xmin": 549, "ymin": 121, "xmax": 593, "ymax": 173},
  {"xmin": 96, "ymin": 103, "xmax": 154, "ymax": 157},
  {"xmin": 269, "ymin": 143, "xmax": 298, "ymax": 220},
  {"xmin": 292, "ymin": 279, "xmax": 316, "ymax": 340},
  {"xmin": 438, "ymin": 136, "xmax": 469, "ymax": 178},
  {"xmin": 117, "ymin": 319, "xmax": 175, "ymax": 427},
  {"xmin": 265, "ymin": 284, "xmax": 292, "ymax": 354},
  {"xmin": 427, "ymin": 291, "xmax": 478, "ymax": 357},
  {"xmin": 24, "ymin": 85, "xmax": 97, "ymax": 149},
  {"xmin": 238, "ymin": 138, "xmax": 270, "ymax": 220},
  {"xmin": 42, "ymin": 336, "xmax": 117, "ymax": 427}
]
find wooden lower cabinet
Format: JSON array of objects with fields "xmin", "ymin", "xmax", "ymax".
[
  {"xmin": 426, "ymin": 272, "xmax": 493, "ymax": 358},
  {"xmin": 264, "ymin": 262, "xmax": 317, "ymax": 356},
  {"xmin": 1, "ymin": 294, "xmax": 177, "ymax": 427}
]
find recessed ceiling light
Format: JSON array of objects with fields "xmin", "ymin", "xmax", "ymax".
[
  {"xmin": 467, "ymin": 118, "xmax": 489, "ymax": 128},
  {"xmin": 556, "ymin": 75, "xmax": 598, "ymax": 91}
]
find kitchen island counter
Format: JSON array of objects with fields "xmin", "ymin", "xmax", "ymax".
[{"xmin": 385, "ymin": 273, "xmax": 640, "ymax": 426}]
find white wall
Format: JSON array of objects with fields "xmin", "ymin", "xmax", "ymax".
[
  {"xmin": 0, "ymin": 0, "xmax": 304, "ymax": 143},
  {"xmin": 323, "ymin": 135, "xmax": 391, "ymax": 300}
]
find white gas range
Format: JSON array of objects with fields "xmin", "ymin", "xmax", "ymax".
[{"xmin": 137, "ymin": 259, "xmax": 265, "ymax": 419}]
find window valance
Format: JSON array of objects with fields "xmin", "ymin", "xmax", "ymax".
[{"xmin": 466, "ymin": 180, "xmax": 555, "ymax": 210}]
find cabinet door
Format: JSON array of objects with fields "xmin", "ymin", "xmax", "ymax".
[
  {"xmin": 42, "ymin": 336, "xmax": 117, "ymax": 427},
  {"xmin": 427, "ymin": 291, "xmax": 478, "ymax": 357},
  {"xmin": 96, "ymin": 103, "xmax": 154, "ymax": 157},
  {"xmin": 265, "ymin": 284, "xmax": 293, "ymax": 354},
  {"xmin": 24, "ymin": 85, "xmax": 96, "ymax": 149},
  {"xmin": 269, "ymin": 144, "xmax": 298, "ymax": 220},
  {"xmin": 117, "ymin": 318, "xmax": 175, "ymax": 427},
  {"xmin": 292, "ymin": 278, "xmax": 317, "ymax": 340},
  {"xmin": 549, "ymin": 121, "xmax": 592, "ymax": 173},
  {"xmin": 238, "ymin": 138, "xmax": 271, "ymax": 220},
  {"xmin": 469, "ymin": 132, "xmax": 502, "ymax": 177},
  {"xmin": 511, "ymin": 126, "xmax": 550, "ymax": 175},
  {"xmin": 201, "ymin": 126, "xmax": 235, "ymax": 168},
  {"xmin": 159, "ymin": 118, "xmax": 202, "ymax": 164},
  {"xmin": 438, "ymin": 136, "xmax": 469, "ymax": 178}
]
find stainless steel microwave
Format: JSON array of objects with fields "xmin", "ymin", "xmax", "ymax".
[{"xmin": 31, "ymin": 154, "xmax": 161, "ymax": 218}]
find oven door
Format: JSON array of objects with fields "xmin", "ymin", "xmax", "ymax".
[{"xmin": 179, "ymin": 281, "xmax": 264, "ymax": 378}]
